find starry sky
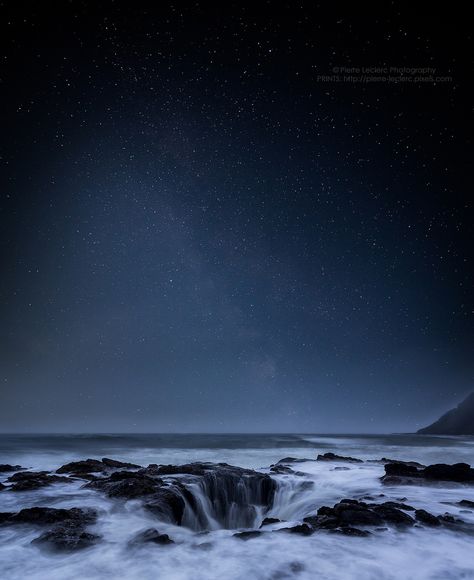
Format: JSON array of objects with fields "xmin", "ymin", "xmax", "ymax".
[{"xmin": 0, "ymin": 3, "xmax": 472, "ymax": 433}]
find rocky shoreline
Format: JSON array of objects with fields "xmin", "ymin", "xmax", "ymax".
[{"xmin": 1, "ymin": 453, "xmax": 474, "ymax": 553}]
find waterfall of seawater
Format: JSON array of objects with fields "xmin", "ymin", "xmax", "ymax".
[{"xmin": 178, "ymin": 473, "xmax": 313, "ymax": 531}]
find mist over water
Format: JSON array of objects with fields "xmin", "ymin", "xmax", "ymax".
[{"xmin": 1, "ymin": 434, "xmax": 474, "ymax": 580}]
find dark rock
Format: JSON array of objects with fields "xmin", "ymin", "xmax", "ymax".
[
  {"xmin": 130, "ymin": 528, "xmax": 174, "ymax": 545},
  {"xmin": 370, "ymin": 505, "xmax": 414, "ymax": 526},
  {"xmin": 438, "ymin": 513, "xmax": 464, "ymax": 525},
  {"xmin": 418, "ymin": 392, "xmax": 474, "ymax": 435},
  {"xmin": 85, "ymin": 473, "xmax": 160, "ymax": 498},
  {"xmin": 0, "ymin": 512, "xmax": 14, "ymax": 524},
  {"xmin": 333, "ymin": 502, "xmax": 384, "ymax": 526},
  {"xmin": 459, "ymin": 500, "xmax": 474, "ymax": 508},
  {"xmin": 316, "ymin": 453, "xmax": 363, "ymax": 463},
  {"xmin": 384, "ymin": 463, "xmax": 421, "ymax": 477},
  {"xmin": 144, "ymin": 463, "xmax": 209, "ymax": 477},
  {"xmin": 9, "ymin": 507, "xmax": 97, "ymax": 526},
  {"xmin": 57, "ymin": 459, "xmax": 108, "ymax": 474},
  {"xmin": 305, "ymin": 500, "xmax": 418, "ymax": 532},
  {"xmin": 145, "ymin": 486, "xmax": 187, "ymax": 525},
  {"xmin": 0, "ymin": 464, "xmax": 23, "ymax": 473},
  {"xmin": 370, "ymin": 501, "xmax": 415, "ymax": 511},
  {"xmin": 415, "ymin": 509, "xmax": 441, "ymax": 526},
  {"xmin": 423, "ymin": 463, "xmax": 474, "ymax": 483},
  {"xmin": 377, "ymin": 458, "xmax": 425, "ymax": 468},
  {"xmin": 7, "ymin": 471, "xmax": 50, "ymax": 481},
  {"xmin": 69, "ymin": 472, "xmax": 99, "ymax": 481},
  {"xmin": 6, "ymin": 471, "xmax": 73, "ymax": 491},
  {"xmin": 32, "ymin": 522, "xmax": 100, "ymax": 552},
  {"xmin": 277, "ymin": 524, "xmax": 313, "ymax": 536},
  {"xmin": 333, "ymin": 467, "xmax": 350, "ymax": 471},
  {"xmin": 101, "ymin": 458, "xmax": 141, "ymax": 469},
  {"xmin": 328, "ymin": 526, "xmax": 371, "ymax": 537},
  {"xmin": 233, "ymin": 530, "xmax": 262, "ymax": 540},
  {"xmin": 273, "ymin": 457, "xmax": 314, "ymax": 465},
  {"xmin": 270, "ymin": 465, "xmax": 305, "ymax": 476},
  {"xmin": 260, "ymin": 517, "xmax": 281, "ymax": 527},
  {"xmin": 0, "ymin": 483, "xmax": 5, "ymax": 491}
]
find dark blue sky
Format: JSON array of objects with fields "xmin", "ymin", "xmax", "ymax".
[{"xmin": 0, "ymin": 4, "xmax": 472, "ymax": 432}]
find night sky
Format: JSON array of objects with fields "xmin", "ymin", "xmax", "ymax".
[{"xmin": 0, "ymin": 3, "xmax": 472, "ymax": 433}]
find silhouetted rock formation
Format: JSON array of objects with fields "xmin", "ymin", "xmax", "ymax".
[
  {"xmin": 316, "ymin": 452, "xmax": 363, "ymax": 463},
  {"xmin": 418, "ymin": 392, "xmax": 474, "ymax": 435},
  {"xmin": 381, "ymin": 461, "xmax": 474, "ymax": 484}
]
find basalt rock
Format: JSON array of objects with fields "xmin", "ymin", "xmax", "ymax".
[
  {"xmin": 381, "ymin": 462, "xmax": 474, "ymax": 484},
  {"xmin": 415, "ymin": 509, "xmax": 441, "ymax": 526},
  {"xmin": 7, "ymin": 507, "xmax": 97, "ymax": 526},
  {"xmin": 101, "ymin": 458, "xmax": 141, "ymax": 469},
  {"xmin": 57, "ymin": 459, "xmax": 108, "ymax": 474},
  {"xmin": 144, "ymin": 486, "xmax": 187, "ymax": 525},
  {"xmin": 277, "ymin": 523, "xmax": 313, "ymax": 535},
  {"xmin": 260, "ymin": 517, "xmax": 281, "ymax": 527},
  {"xmin": 458, "ymin": 500, "xmax": 474, "ymax": 508},
  {"xmin": 270, "ymin": 465, "xmax": 306, "ymax": 476},
  {"xmin": 423, "ymin": 463, "xmax": 474, "ymax": 483},
  {"xmin": 0, "ymin": 464, "xmax": 23, "ymax": 473},
  {"xmin": 6, "ymin": 471, "xmax": 73, "ymax": 491},
  {"xmin": 303, "ymin": 499, "xmax": 415, "ymax": 533},
  {"xmin": 233, "ymin": 530, "xmax": 262, "ymax": 540},
  {"xmin": 273, "ymin": 457, "xmax": 315, "ymax": 465},
  {"xmin": 129, "ymin": 528, "xmax": 174, "ymax": 545},
  {"xmin": 32, "ymin": 521, "xmax": 101, "ymax": 552},
  {"xmin": 316, "ymin": 453, "xmax": 363, "ymax": 463},
  {"xmin": 84, "ymin": 472, "xmax": 161, "ymax": 499}
]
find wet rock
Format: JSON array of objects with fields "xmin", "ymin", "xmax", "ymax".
[
  {"xmin": 57, "ymin": 459, "xmax": 108, "ymax": 474},
  {"xmin": 130, "ymin": 528, "xmax": 174, "ymax": 545},
  {"xmin": 233, "ymin": 530, "xmax": 262, "ymax": 540},
  {"xmin": 6, "ymin": 471, "xmax": 73, "ymax": 491},
  {"xmin": 273, "ymin": 457, "xmax": 314, "ymax": 465},
  {"xmin": 277, "ymin": 524, "xmax": 313, "ymax": 536},
  {"xmin": 382, "ymin": 461, "xmax": 474, "ymax": 484},
  {"xmin": 69, "ymin": 472, "xmax": 99, "ymax": 481},
  {"xmin": 270, "ymin": 465, "xmax": 305, "ymax": 476},
  {"xmin": 8, "ymin": 471, "xmax": 50, "ymax": 481},
  {"xmin": 0, "ymin": 512, "xmax": 13, "ymax": 524},
  {"xmin": 0, "ymin": 464, "xmax": 23, "ymax": 473},
  {"xmin": 370, "ymin": 505, "xmax": 414, "ymax": 525},
  {"xmin": 328, "ymin": 526, "xmax": 371, "ymax": 537},
  {"xmin": 260, "ymin": 517, "xmax": 281, "ymax": 527},
  {"xmin": 316, "ymin": 452, "xmax": 363, "ymax": 463},
  {"xmin": 459, "ymin": 500, "xmax": 474, "ymax": 508},
  {"xmin": 373, "ymin": 501, "xmax": 415, "ymax": 511},
  {"xmin": 378, "ymin": 458, "xmax": 425, "ymax": 468},
  {"xmin": 0, "ymin": 483, "xmax": 5, "ymax": 491},
  {"xmin": 9, "ymin": 507, "xmax": 97, "ymax": 526},
  {"xmin": 32, "ymin": 522, "xmax": 100, "ymax": 552},
  {"xmin": 415, "ymin": 509, "xmax": 441, "ymax": 526},
  {"xmin": 145, "ymin": 486, "xmax": 187, "ymax": 525},
  {"xmin": 384, "ymin": 463, "xmax": 421, "ymax": 477},
  {"xmin": 423, "ymin": 463, "xmax": 474, "ymax": 483},
  {"xmin": 85, "ymin": 472, "xmax": 160, "ymax": 499},
  {"xmin": 101, "ymin": 458, "xmax": 141, "ymax": 469},
  {"xmin": 304, "ymin": 499, "xmax": 416, "ymax": 532}
]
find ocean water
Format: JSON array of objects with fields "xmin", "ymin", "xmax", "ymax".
[{"xmin": 0, "ymin": 433, "xmax": 474, "ymax": 580}]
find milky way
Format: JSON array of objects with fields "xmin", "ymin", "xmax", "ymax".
[{"xmin": 0, "ymin": 4, "xmax": 472, "ymax": 432}]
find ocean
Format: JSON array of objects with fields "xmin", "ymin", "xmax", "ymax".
[{"xmin": 0, "ymin": 433, "xmax": 473, "ymax": 580}]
